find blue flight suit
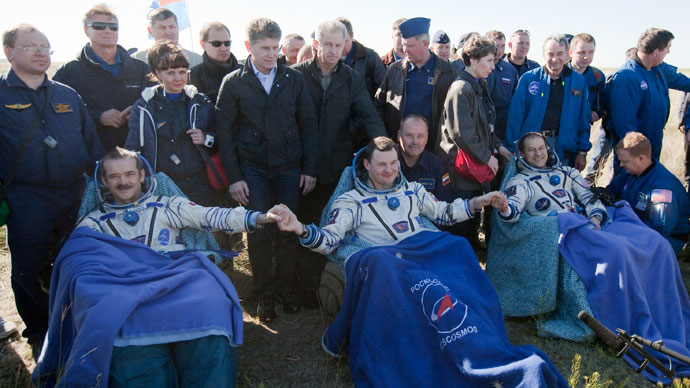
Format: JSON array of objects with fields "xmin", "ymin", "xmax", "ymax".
[
  {"xmin": 504, "ymin": 67, "xmax": 591, "ymax": 160},
  {"xmin": 606, "ymin": 58, "xmax": 690, "ymax": 160},
  {"xmin": 0, "ymin": 70, "xmax": 103, "ymax": 341},
  {"xmin": 487, "ymin": 57, "xmax": 519, "ymax": 140},
  {"xmin": 607, "ymin": 161, "xmax": 690, "ymax": 253},
  {"xmin": 398, "ymin": 148, "xmax": 452, "ymax": 202},
  {"xmin": 404, "ymin": 54, "xmax": 436, "ymax": 128},
  {"xmin": 506, "ymin": 54, "xmax": 540, "ymax": 77}
]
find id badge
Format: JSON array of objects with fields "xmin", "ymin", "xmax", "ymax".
[
  {"xmin": 43, "ymin": 136, "xmax": 58, "ymax": 149},
  {"xmin": 170, "ymin": 154, "xmax": 181, "ymax": 165}
]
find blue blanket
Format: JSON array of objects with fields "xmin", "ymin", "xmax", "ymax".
[
  {"xmin": 323, "ymin": 231, "xmax": 568, "ymax": 387},
  {"xmin": 32, "ymin": 227, "xmax": 243, "ymax": 388},
  {"xmin": 559, "ymin": 202, "xmax": 690, "ymax": 384}
]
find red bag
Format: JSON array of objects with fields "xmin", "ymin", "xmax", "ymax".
[
  {"xmin": 454, "ymin": 148, "xmax": 495, "ymax": 184},
  {"xmin": 205, "ymin": 152, "xmax": 229, "ymax": 190}
]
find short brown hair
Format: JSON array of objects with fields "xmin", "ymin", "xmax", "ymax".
[
  {"xmin": 485, "ymin": 30, "xmax": 505, "ymax": 41},
  {"xmin": 100, "ymin": 147, "xmax": 144, "ymax": 178},
  {"xmin": 462, "ymin": 35, "xmax": 497, "ymax": 66},
  {"xmin": 637, "ymin": 28, "xmax": 674, "ymax": 55},
  {"xmin": 199, "ymin": 22, "xmax": 230, "ymax": 42},
  {"xmin": 3, "ymin": 23, "xmax": 40, "ymax": 48},
  {"xmin": 246, "ymin": 18, "xmax": 281, "ymax": 45},
  {"xmin": 336, "ymin": 17, "xmax": 353, "ymax": 37},
  {"xmin": 392, "ymin": 18, "xmax": 407, "ymax": 30},
  {"xmin": 83, "ymin": 4, "xmax": 118, "ymax": 27},
  {"xmin": 615, "ymin": 132, "xmax": 652, "ymax": 158},
  {"xmin": 148, "ymin": 8, "xmax": 177, "ymax": 28},
  {"xmin": 365, "ymin": 136, "xmax": 397, "ymax": 162},
  {"xmin": 571, "ymin": 33, "xmax": 596, "ymax": 48},
  {"xmin": 147, "ymin": 40, "xmax": 189, "ymax": 73}
]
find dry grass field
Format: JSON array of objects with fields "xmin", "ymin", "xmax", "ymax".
[{"xmin": 1, "ymin": 61, "xmax": 690, "ymax": 387}]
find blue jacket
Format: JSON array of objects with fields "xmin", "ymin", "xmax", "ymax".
[
  {"xmin": 53, "ymin": 44, "xmax": 153, "ymax": 151},
  {"xmin": 568, "ymin": 63, "xmax": 606, "ymax": 121},
  {"xmin": 504, "ymin": 67, "xmax": 591, "ymax": 157},
  {"xmin": 607, "ymin": 161, "xmax": 690, "ymax": 253},
  {"xmin": 606, "ymin": 58, "xmax": 690, "ymax": 159},
  {"xmin": 487, "ymin": 57, "xmax": 519, "ymax": 140},
  {"xmin": 0, "ymin": 70, "xmax": 103, "ymax": 188},
  {"xmin": 126, "ymin": 85, "xmax": 215, "ymax": 176}
]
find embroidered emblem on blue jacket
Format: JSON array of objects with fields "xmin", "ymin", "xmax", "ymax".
[{"xmin": 528, "ymin": 81, "xmax": 540, "ymax": 95}]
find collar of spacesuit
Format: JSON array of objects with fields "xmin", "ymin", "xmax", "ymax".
[
  {"xmin": 94, "ymin": 154, "xmax": 157, "ymax": 211},
  {"xmin": 352, "ymin": 147, "xmax": 406, "ymax": 195}
]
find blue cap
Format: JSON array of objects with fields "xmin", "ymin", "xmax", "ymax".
[
  {"xmin": 432, "ymin": 30, "xmax": 450, "ymax": 44},
  {"xmin": 399, "ymin": 17, "xmax": 431, "ymax": 39}
]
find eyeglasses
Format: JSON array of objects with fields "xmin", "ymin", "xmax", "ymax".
[
  {"xmin": 16, "ymin": 46, "xmax": 54, "ymax": 55},
  {"xmin": 87, "ymin": 22, "xmax": 119, "ymax": 31},
  {"xmin": 208, "ymin": 40, "xmax": 231, "ymax": 47}
]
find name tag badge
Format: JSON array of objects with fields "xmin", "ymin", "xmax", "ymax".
[
  {"xmin": 419, "ymin": 178, "xmax": 435, "ymax": 190},
  {"xmin": 51, "ymin": 103, "xmax": 73, "ymax": 113},
  {"xmin": 571, "ymin": 89, "xmax": 583, "ymax": 97},
  {"xmin": 43, "ymin": 136, "xmax": 58, "ymax": 149},
  {"xmin": 170, "ymin": 154, "xmax": 181, "ymax": 165}
]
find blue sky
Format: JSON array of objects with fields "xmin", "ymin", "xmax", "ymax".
[{"xmin": 1, "ymin": 0, "xmax": 688, "ymax": 69}]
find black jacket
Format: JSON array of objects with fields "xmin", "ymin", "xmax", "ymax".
[
  {"xmin": 293, "ymin": 59, "xmax": 386, "ymax": 185},
  {"xmin": 53, "ymin": 44, "xmax": 153, "ymax": 151},
  {"xmin": 189, "ymin": 52, "xmax": 240, "ymax": 103},
  {"xmin": 374, "ymin": 52, "xmax": 457, "ymax": 150},
  {"xmin": 347, "ymin": 41, "xmax": 386, "ymax": 99},
  {"xmin": 216, "ymin": 58, "xmax": 319, "ymax": 184}
]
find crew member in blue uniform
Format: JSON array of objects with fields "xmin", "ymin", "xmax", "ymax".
[
  {"xmin": 374, "ymin": 17, "xmax": 457, "ymax": 150},
  {"xmin": 606, "ymin": 28, "xmax": 690, "ymax": 161},
  {"xmin": 430, "ymin": 30, "xmax": 451, "ymax": 61},
  {"xmin": 566, "ymin": 33, "xmax": 608, "ymax": 182},
  {"xmin": 397, "ymin": 115, "xmax": 452, "ymax": 202},
  {"xmin": 505, "ymin": 34, "xmax": 591, "ymax": 170},
  {"xmin": 486, "ymin": 30, "xmax": 518, "ymax": 142},
  {"xmin": 0, "ymin": 24, "xmax": 103, "ymax": 355},
  {"xmin": 607, "ymin": 132, "xmax": 689, "ymax": 253}
]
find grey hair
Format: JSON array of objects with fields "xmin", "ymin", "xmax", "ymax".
[
  {"xmin": 315, "ymin": 20, "xmax": 347, "ymax": 43},
  {"xmin": 246, "ymin": 18, "xmax": 281, "ymax": 45},
  {"xmin": 543, "ymin": 34, "xmax": 569, "ymax": 51},
  {"xmin": 409, "ymin": 33, "xmax": 430, "ymax": 44}
]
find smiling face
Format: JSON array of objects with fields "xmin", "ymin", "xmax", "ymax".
[
  {"xmin": 85, "ymin": 14, "xmax": 118, "ymax": 47},
  {"xmin": 5, "ymin": 29, "xmax": 51, "ymax": 76},
  {"xmin": 155, "ymin": 67, "xmax": 188, "ymax": 94},
  {"xmin": 363, "ymin": 148, "xmax": 399, "ymax": 190},
  {"xmin": 101, "ymin": 157, "xmax": 145, "ymax": 205},
  {"xmin": 398, "ymin": 118, "xmax": 428, "ymax": 160},
  {"xmin": 520, "ymin": 135, "xmax": 548, "ymax": 169},
  {"xmin": 543, "ymin": 39, "xmax": 567, "ymax": 77}
]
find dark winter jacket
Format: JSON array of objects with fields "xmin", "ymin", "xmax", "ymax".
[
  {"xmin": 346, "ymin": 41, "xmax": 386, "ymax": 98},
  {"xmin": 189, "ymin": 52, "xmax": 240, "ymax": 103}
]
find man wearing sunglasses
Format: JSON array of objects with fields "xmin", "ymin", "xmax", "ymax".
[
  {"xmin": 54, "ymin": 4, "xmax": 153, "ymax": 152},
  {"xmin": 189, "ymin": 22, "xmax": 240, "ymax": 103},
  {"xmin": 133, "ymin": 8, "xmax": 203, "ymax": 68}
]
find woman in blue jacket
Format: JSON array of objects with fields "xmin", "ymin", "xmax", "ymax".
[{"xmin": 126, "ymin": 41, "xmax": 216, "ymax": 205}]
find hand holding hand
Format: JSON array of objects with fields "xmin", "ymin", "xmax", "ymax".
[{"xmin": 267, "ymin": 204, "xmax": 303, "ymax": 234}]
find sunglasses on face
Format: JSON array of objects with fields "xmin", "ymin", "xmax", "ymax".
[
  {"xmin": 87, "ymin": 22, "xmax": 119, "ymax": 31},
  {"xmin": 208, "ymin": 40, "xmax": 231, "ymax": 47}
]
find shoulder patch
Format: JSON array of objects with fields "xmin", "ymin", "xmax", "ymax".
[
  {"xmin": 651, "ymin": 189, "xmax": 672, "ymax": 203},
  {"xmin": 441, "ymin": 173, "xmax": 450, "ymax": 186},
  {"xmin": 505, "ymin": 185, "xmax": 517, "ymax": 197},
  {"xmin": 528, "ymin": 81, "xmax": 540, "ymax": 95},
  {"xmin": 392, "ymin": 221, "xmax": 409, "ymax": 233},
  {"xmin": 51, "ymin": 103, "xmax": 73, "ymax": 113}
]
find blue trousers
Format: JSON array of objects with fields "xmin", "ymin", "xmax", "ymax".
[{"xmin": 109, "ymin": 335, "xmax": 237, "ymax": 388}]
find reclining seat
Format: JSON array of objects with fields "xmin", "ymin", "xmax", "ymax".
[
  {"xmin": 317, "ymin": 164, "xmax": 438, "ymax": 318},
  {"xmin": 485, "ymin": 157, "xmax": 594, "ymax": 341}
]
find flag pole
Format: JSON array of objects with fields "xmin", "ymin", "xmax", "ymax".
[{"xmin": 184, "ymin": 0, "xmax": 194, "ymax": 51}]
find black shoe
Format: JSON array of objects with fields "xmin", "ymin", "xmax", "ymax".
[
  {"xmin": 276, "ymin": 290, "xmax": 300, "ymax": 313},
  {"xmin": 257, "ymin": 297, "xmax": 276, "ymax": 322}
]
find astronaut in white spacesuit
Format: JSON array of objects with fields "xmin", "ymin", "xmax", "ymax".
[
  {"xmin": 267, "ymin": 137, "xmax": 507, "ymax": 253},
  {"xmin": 497, "ymin": 132, "xmax": 607, "ymax": 228},
  {"xmin": 80, "ymin": 147, "xmax": 275, "ymax": 250}
]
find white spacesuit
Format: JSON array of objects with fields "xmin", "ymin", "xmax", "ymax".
[
  {"xmin": 80, "ymin": 195, "xmax": 258, "ymax": 253},
  {"xmin": 299, "ymin": 162, "xmax": 476, "ymax": 256},
  {"xmin": 498, "ymin": 159, "xmax": 606, "ymax": 223}
]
